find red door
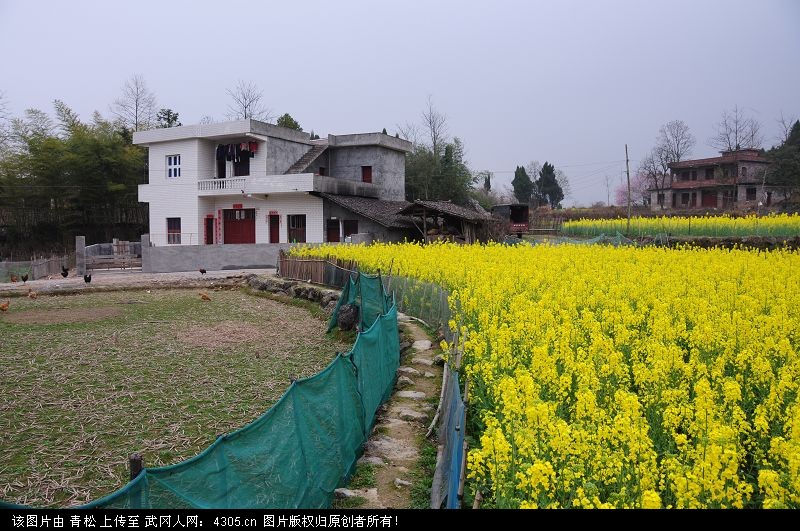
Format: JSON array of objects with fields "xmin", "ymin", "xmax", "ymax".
[
  {"xmin": 701, "ymin": 190, "xmax": 717, "ymax": 207},
  {"xmin": 223, "ymin": 209, "xmax": 256, "ymax": 244},
  {"xmin": 269, "ymin": 214, "xmax": 280, "ymax": 243},
  {"xmin": 326, "ymin": 219, "xmax": 340, "ymax": 242}
]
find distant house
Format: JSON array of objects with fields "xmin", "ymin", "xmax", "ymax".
[
  {"xmin": 134, "ymin": 119, "xmax": 413, "ymax": 245},
  {"xmin": 649, "ymin": 148, "xmax": 782, "ymax": 210}
]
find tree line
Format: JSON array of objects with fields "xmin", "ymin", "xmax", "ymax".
[{"xmin": 0, "ymin": 76, "xmax": 311, "ymax": 257}]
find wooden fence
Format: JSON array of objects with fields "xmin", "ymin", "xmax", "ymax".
[
  {"xmin": 277, "ymin": 251, "xmax": 357, "ymax": 288},
  {"xmin": 0, "ymin": 253, "xmax": 74, "ymax": 282}
]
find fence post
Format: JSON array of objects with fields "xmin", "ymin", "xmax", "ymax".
[
  {"xmin": 75, "ymin": 236, "xmax": 86, "ymax": 276},
  {"xmin": 129, "ymin": 453, "xmax": 143, "ymax": 481},
  {"xmin": 140, "ymin": 234, "xmax": 151, "ymax": 273}
]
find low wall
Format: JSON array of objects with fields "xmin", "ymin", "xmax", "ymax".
[{"xmin": 141, "ymin": 234, "xmax": 290, "ymax": 273}]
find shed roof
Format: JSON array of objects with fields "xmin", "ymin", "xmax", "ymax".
[
  {"xmin": 398, "ymin": 200, "xmax": 493, "ymax": 222},
  {"xmin": 317, "ymin": 193, "xmax": 414, "ymax": 229}
]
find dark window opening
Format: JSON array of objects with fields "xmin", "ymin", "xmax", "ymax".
[
  {"xmin": 741, "ymin": 166, "xmax": 748, "ymax": 178},
  {"xmin": 657, "ymin": 193, "xmax": 665, "ymax": 206},
  {"xmin": 691, "ymin": 170, "xmax": 697, "ymax": 181},
  {"xmin": 287, "ymin": 214, "xmax": 307, "ymax": 243},
  {"xmin": 167, "ymin": 217, "xmax": 181, "ymax": 244},
  {"xmin": 361, "ymin": 166, "xmax": 373, "ymax": 183},
  {"xmin": 319, "ymin": 167, "xmax": 326, "ymax": 176},
  {"xmin": 234, "ymin": 155, "xmax": 250, "ymax": 177},
  {"xmin": 681, "ymin": 193, "xmax": 690, "ymax": 205},
  {"xmin": 705, "ymin": 168, "xmax": 714, "ymax": 180},
  {"xmin": 746, "ymin": 187, "xmax": 757, "ymax": 201},
  {"xmin": 723, "ymin": 168, "xmax": 730, "ymax": 178},
  {"xmin": 343, "ymin": 220, "xmax": 359, "ymax": 238},
  {"xmin": 217, "ymin": 157, "xmax": 226, "ymax": 179},
  {"xmin": 681, "ymin": 171, "xmax": 690, "ymax": 181},
  {"xmin": 326, "ymin": 219, "xmax": 340, "ymax": 242}
]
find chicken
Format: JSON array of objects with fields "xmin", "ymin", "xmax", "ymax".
[
  {"xmin": 0, "ymin": 300, "xmax": 9, "ymax": 312},
  {"xmin": 27, "ymin": 289, "xmax": 38, "ymax": 300},
  {"xmin": 10, "ymin": 274, "xmax": 18, "ymax": 283},
  {"xmin": 84, "ymin": 274, "xmax": 92, "ymax": 283},
  {"xmin": 199, "ymin": 291, "xmax": 211, "ymax": 301},
  {"xmin": 61, "ymin": 268, "xmax": 69, "ymax": 278},
  {"xmin": 199, "ymin": 268, "xmax": 207, "ymax": 275},
  {"xmin": 21, "ymin": 273, "xmax": 28, "ymax": 283}
]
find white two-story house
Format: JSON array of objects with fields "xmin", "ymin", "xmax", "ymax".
[{"xmin": 134, "ymin": 119, "xmax": 414, "ymax": 246}]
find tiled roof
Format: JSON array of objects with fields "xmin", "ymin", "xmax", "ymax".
[
  {"xmin": 318, "ymin": 193, "xmax": 414, "ymax": 229},
  {"xmin": 398, "ymin": 200, "xmax": 493, "ymax": 222}
]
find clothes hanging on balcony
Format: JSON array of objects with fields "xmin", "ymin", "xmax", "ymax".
[{"xmin": 217, "ymin": 142, "xmax": 257, "ymax": 163}]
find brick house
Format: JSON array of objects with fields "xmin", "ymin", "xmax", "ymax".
[{"xmin": 649, "ymin": 148, "xmax": 781, "ymax": 210}]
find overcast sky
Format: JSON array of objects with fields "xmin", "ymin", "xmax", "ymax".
[{"xmin": 1, "ymin": 0, "xmax": 798, "ymax": 206}]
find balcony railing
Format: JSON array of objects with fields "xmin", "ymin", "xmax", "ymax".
[{"xmin": 198, "ymin": 177, "xmax": 247, "ymax": 193}]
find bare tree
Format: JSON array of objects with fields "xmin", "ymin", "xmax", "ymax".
[
  {"xmin": 636, "ymin": 148, "xmax": 672, "ymax": 208},
  {"xmin": 555, "ymin": 168, "xmax": 571, "ymax": 199},
  {"xmin": 111, "ymin": 74, "xmax": 157, "ymax": 132},
  {"xmin": 226, "ymin": 80, "xmax": 273, "ymax": 122},
  {"xmin": 709, "ymin": 105, "xmax": 763, "ymax": 151},
  {"xmin": 395, "ymin": 121, "xmax": 421, "ymax": 146},
  {"xmin": 199, "ymin": 115, "xmax": 216, "ymax": 125},
  {"xmin": 777, "ymin": 111, "xmax": 798, "ymax": 145},
  {"xmin": 421, "ymin": 96, "xmax": 448, "ymax": 157},
  {"xmin": 657, "ymin": 120, "xmax": 695, "ymax": 162}
]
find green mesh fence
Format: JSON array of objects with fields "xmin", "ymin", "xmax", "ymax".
[
  {"xmin": 328, "ymin": 271, "xmax": 392, "ymax": 332},
  {"xmin": 0, "ymin": 273, "xmax": 399, "ymax": 509}
]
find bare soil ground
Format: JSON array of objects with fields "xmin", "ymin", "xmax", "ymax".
[{"xmin": 0, "ymin": 284, "xmax": 349, "ymax": 508}]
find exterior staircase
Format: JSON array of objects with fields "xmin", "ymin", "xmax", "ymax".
[{"xmin": 285, "ymin": 144, "xmax": 328, "ymax": 174}]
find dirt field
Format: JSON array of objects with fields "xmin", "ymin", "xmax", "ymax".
[{"xmin": 0, "ymin": 285, "xmax": 350, "ymax": 508}]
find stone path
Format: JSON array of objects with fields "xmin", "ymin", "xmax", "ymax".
[{"xmin": 334, "ymin": 312, "xmax": 443, "ymax": 509}]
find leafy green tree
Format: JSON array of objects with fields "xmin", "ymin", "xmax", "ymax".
[
  {"xmin": 382, "ymin": 127, "xmax": 388, "ymax": 135},
  {"xmin": 0, "ymin": 101, "xmax": 145, "ymax": 253},
  {"xmin": 156, "ymin": 108, "xmax": 181, "ymax": 128},
  {"xmin": 536, "ymin": 162, "xmax": 565, "ymax": 208},
  {"xmin": 512, "ymin": 165, "xmax": 533, "ymax": 205},
  {"xmin": 276, "ymin": 113, "xmax": 302, "ymax": 131},
  {"xmin": 768, "ymin": 120, "xmax": 800, "ymax": 201}
]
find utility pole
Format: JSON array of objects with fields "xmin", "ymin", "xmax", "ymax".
[
  {"xmin": 604, "ymin": 175, "xmax": 612, "ymax": 206},
  {"xmin": 625, "ymin": 144, "xmax": 632, "ymax": 235}
]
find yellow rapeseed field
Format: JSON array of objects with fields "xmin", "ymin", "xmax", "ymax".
[
  {"xmin": 562, "ymin": 213, "xmax": 800, "ymax": 238},
  {"xmin": 293, "ymin": 242, "xmax": 800, "ymax": 508}
]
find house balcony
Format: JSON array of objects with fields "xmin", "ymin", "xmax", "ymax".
[{"xmin": 196, "ymin": 174, "xmax": 379, "ymax": 198}]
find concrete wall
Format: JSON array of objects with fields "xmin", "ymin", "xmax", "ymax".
[
  {"xmin": 329, "ymin": 146, "xmax": 406, "ymax": 201},
  {"xmin": 141, "ymin": 234, "xmax": 290, "ymax": 273},
  {"xmin": 305, "ymin": 151, "xmax": 330, "ymax": 175},
  {"xmin": 265, "ymin": 137, "xmax": 310, "ymax": 175},
  {"xmin": 322, "ymin": 201, "xmax": 414, "ymax": 243}
]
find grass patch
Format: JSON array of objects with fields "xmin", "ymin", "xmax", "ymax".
[
  {"xmin": 331, "ymin": 495, "xmax": 367, "ymax": 509},
  {"xmin": 410, "ymin": 436, "xmax": 437, "ymax": 509},
  {"xmin": 0, "ymin": 288, "xmax": 351, "ymax": 508},
  {"xmin": 248, "ymin": 289, "xmax": 357, "ymax": 345},
  {"xmin": 348, "ymin": 463, "xmax": 377, "ymax": 490}
]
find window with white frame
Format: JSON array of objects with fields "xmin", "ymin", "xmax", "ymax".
[{"xmin": 167, "ymin": 155, "xmax": 181, "ymax": 178}]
